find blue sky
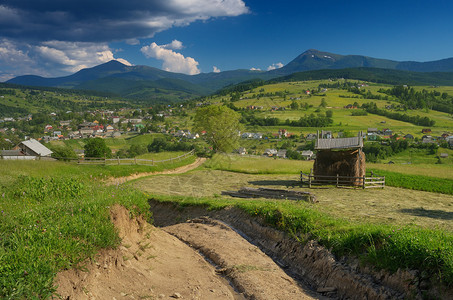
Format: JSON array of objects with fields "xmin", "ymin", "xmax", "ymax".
[{"xmin": 1, "ymin": 0, "xmax": 453, "ymax": 81}]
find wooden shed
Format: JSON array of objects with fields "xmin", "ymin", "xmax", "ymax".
[{"xmin": 313, "ymin": 132, "xmax": 365, "ymax": 186}]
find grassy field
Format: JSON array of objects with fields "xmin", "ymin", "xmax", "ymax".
[{"xmin": 212, "ymin": 80, "xmax": 453, "ymax": 138}]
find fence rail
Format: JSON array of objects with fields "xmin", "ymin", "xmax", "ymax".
[
  {"xmin": 300, "ymin": 171, "xmax": 385, "ymax": 189},
  {"xmin": 77, "ymin": 149, "xmax": 195, "ymax": 166}
]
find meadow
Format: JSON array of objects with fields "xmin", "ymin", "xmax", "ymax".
[{"xmin": 213, "ymin": 80, "xmax": 453, "ymax": 137}]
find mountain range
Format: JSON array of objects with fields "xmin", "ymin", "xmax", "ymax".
[{"xmin": 7, "ymin": 49, "xmax": 453, "ymax": 101}]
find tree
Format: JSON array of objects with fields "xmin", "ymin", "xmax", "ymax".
[
  {"xmin": 84, "ymin": 138, "xmax": 112, "ymax": 158},
  {"xmin": 319, "ymin": 98, "xmax": 328, "ymax": 108},
  {"xmin": 289, "ymin": 101, "xmax": 299, "ymax": 110},
  {"xmin": 193, "ymin": 105, "xmax": 243, "ymax": 152}
]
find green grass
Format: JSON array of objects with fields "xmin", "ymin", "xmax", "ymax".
[
  {"xmin": 204, "ymin": 153, "xmax": 313, "ymax": 174},
  {"xmin": 149, "ymin": 194, "xmax": 453, "ymax": 287},
  {"xmin": 0, "ymin": 155, "xmax": 199, "ymax": 298},
  {"xmin": 0, "ymin": 172, "xmax": 150, "ymax": 298},
  {"xmin": 370, "ymin": 169, "xmax": 453, "ymax": 195}
]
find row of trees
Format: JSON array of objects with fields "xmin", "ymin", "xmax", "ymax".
[{"xmin": 362, "ymin": 102, "xmax": 435, "ymax": 126}]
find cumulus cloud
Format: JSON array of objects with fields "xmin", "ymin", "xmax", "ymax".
[
  {"xmin": 0, "ymin": 0, "xmax": 249, "ymax": 43},
  {"xmin": 0, "ymin": 0, "xmax": 248, "ymax": 77},
  {"xmin": 213, "ymin": 66, "xmax": 221, "ymax": 73},
  {"xmin": 0, "ymin": 39, "xmax": 131, "ymax": 80},
  {"xmin": 267, "ymin": 62, "xmax": 284, "ymax": 71},
  {"xmin": 250, "ymin": 67, "xmax": 261, "ymax": 71},
  {"xmin": 141, "ymin": 42, "xmax": 200, "ymax": 75},
  {"xmin": 163, "ymin": 40, "xmax": 184, "ymax": 50}
]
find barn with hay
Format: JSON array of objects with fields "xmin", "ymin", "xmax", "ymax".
[{"xmin": 313, "ymin": 132, "xmax": 365, "ymax": 186}]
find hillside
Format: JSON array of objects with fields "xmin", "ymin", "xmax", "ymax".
[
  {"xmin": 271, "ymin": 67, "xmax": 453, "ymax": 86},
  {"xmin": 272, "ymin": 49, "xmax": 453, "ymax": 75},
  {"xmin": 7, "ymin": 49, "xmax": 453, "ymax": 103}
]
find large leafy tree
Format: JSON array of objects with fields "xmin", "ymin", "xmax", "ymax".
[
  {"xmin": 193, "ymin": 105, "xmax": 243, "ymax": 153},
  {"xmin": 84, "ymin": 137, "xmax": 112, "ymax": 158}
]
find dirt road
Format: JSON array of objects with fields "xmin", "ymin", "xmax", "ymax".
[
  {"xmin": 105, "ymin": 157, "xmax": 206, "ymax": 185},
  {"xmin": 55, "ymin": 205, "xmax": 318, "ymax": 299}
]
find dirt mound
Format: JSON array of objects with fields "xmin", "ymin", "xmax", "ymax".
[
  {"xmin": 55, "ymin": 202, "xmax": 451, "ymax": 299},
  {"xmin": 55, "ymin": 205, "xmax": 241, "ymax": 299}
]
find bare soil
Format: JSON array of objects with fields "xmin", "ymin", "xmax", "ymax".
[{"xmin": 55, "ymin": 205, "xmax": 317, "ymax": 299}]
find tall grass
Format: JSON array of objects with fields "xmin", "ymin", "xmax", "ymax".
[
  {"xmin": 370, "ymin": 169, "xmax": 453, "ymax": 195},
  {"xmin": 0, "ymin": 175, "xmax": 150, "ymax": 299}
]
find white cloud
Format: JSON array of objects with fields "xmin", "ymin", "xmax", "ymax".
[
  {"xmin": 163, "ymin": 40, "xmax": 184, "ymax": 50},
  {"xmin": 250, "ymin": 67, "xmax": 261, "ymax": 71},
  {"xmin": 0, "ymin": 0, "xmax": 249, "ymax": 77},
  {"xmin": 267, "ymin": 62, "xmax": 284, "ymax": 71},
  {"xmin": 213, "ymin": 66, "xmax": 220, "ymax": 73},
  {"xmin": 141, "ymin": 42, "xmax": 200, "ymax": 75},
  {"xmin": 0, "ymin": 39, "xmax": 131, "ymax": 79}
]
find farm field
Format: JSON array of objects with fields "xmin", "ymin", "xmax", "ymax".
[
  {"xmin": 131, "ymin": 169, "xmax": 453, "ymax": 232},
  {"xmin": 214, "ymin": 80, "xmax": 453, "ymax": 137}
]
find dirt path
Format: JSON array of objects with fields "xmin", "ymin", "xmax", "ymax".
[
  {"xmin": 55, "ymin": 205, "xmax": 318, "ymax": 299},
  {"xmin": 105, "ymin": 157, "xmax": 206, "ymax": 185}
]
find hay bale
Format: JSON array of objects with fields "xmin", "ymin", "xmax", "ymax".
[{"xmin": 313, "ymin": 149, "xmax": 365, "ymax": 186}]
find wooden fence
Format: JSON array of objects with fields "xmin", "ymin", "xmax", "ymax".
[
  {"xmin": 300, "ymin": 171, "xmax": 385, "ymax": 189},
  {"xmin": 77, "ymin": 149, "xmax": 195, "ymax": 166}
]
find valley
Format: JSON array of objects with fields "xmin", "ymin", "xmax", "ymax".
[{"xmin": 1, "ymin": 59, "xmax": 453, "ymax": 299}]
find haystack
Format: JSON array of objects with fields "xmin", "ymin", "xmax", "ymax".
[
  {"xmin": 313, "ymin": 133, "xmax": 365, "ymax": 186},
  {"xmin": 313, "ymin": 149, "xmax": 365, "ymax": 186}
]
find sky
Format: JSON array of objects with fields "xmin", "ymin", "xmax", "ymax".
[{"xmin": 1, "ymin": 0, "xmax": 453, "ymax": 81}]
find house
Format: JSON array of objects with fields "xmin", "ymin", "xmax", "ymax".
[
  {"xmin": 306, "ymin": 133, "xmax": 317, "ymax": 140},
  {"xmin": 15, "ymin": 139, "xmax": 53, "ymax": 158},
  {"xmin": 278, "ymin": 129, "xmax": 289, "ymax": 138},
  {"xmin": 404, "ymin": 134, "xmax": 414, "ymax": 140},
  {"xmin": 252, "ymin": 133, "xmax": 263, "ymax": 139},
  {"xmin": 241, "ymin": 132, "xmax": 253, "ymax": 139},
  {"xmin": 263, "ymin": 149, "xmax": 278, "ymax": 157},
  {"xmin": 440, "ymin": 153, "xmax": 449, "ymax": 158},
  {"xmin": 276, "ymin": 149, "xmax": 287, "ymax": 158},
  {"xmin": 422, "ymin": 128, "xmax": 432, "ymax": 134},
  {"xmin": 367, "ymin": 128, "xmax": 378, "ymax": 135},
  {"xmin": 60, "ymin": 120, "xmax": 71, "ymax": 127},
  {"xmin": 301, "ymin": 150, "xmax": 314, "ymax": 160},
  {"xmin": 1, "ymin": 149, "xmax": 35, "ymax": 160},
  {"xmin": 422, "ymin": 135, "xmax": 434, "ymax": 143},
  {"xmin": 236, "ymin": 147, "xmax": 247, "ymax": 155},
  {"xmin": 382, "ymin": 128, "xmax": 393, "ymax": 136},
  {"xmin": 112, "ymin": 116, "xmax": 120, "ymax": 124},
  {"xmin": 79, "ymin": 127, "xmax": 94, "ymax": 136},
  {"xmin": 105, "ymin": 125, "xmax": 115, "ymax": 132}
]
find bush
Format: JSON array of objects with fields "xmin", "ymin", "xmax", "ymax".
[{"xmin": 49, "ymin": 145, "xmax": 78, "ymax": 161}]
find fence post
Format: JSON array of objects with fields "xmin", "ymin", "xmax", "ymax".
[
  {"xmin": 134, "ymin": 157, "xmax": 137, "ymax": 165},
  {"xmin": 363, "ymin": 175, "xmax": 366, "ymax": 189},
  {"xmin": 383, "ymin": 176, "xmax": 385, "ymax": 188},
  {"xmin": 336, "ymin": 174, "xmax": 339, "ymax": 187},
  {"xmin": 309, "ymin": 168, "xmax": 313, "ymax": 188},
  {"xmin": 152, "ymin": 159, "xmax": 154, "ymax": 166},
  {"xmin": 117, "ymin": 156, "xmax": 120, "ymax": 165}
]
